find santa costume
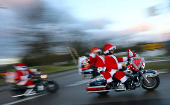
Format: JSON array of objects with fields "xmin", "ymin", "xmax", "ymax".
[{"xmin": 103, "ymin": 44, "xmax": 128, "ymax": 83}]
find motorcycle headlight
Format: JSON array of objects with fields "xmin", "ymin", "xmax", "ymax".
[
  {"xmin": 143, "ymin": 62, "xmax": 145, "ymax": 68},
  {"xmin": 141, "ymin": 62, "xmax": 145, "ymax": 69},
  {"xmin": 41, "ymin": 75, "xmax": 47, "ymax": 78}
]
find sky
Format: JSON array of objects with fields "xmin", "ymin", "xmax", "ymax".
[
  {"xmin": 0, "ymin": 0, "xmax": 170, "ymax": 63},
  {"xmin": 44, "ymin": 0, "xmax": 170, "ymax": 42},
  {"xmin": 52, "ymin": 0, "xmax": 165, "ymax": 30}
]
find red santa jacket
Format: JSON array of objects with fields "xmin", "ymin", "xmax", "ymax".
[
  {"xmin": 89, "ymin": 53, "xmax": 105, "ymax": 68},
  {"xmin": 14, "ymin": 69, "xmax": 38, "ymax": 80},
  {"xmin": 105, "ymin": 55, "xmax": 127, "ymax": 72}
]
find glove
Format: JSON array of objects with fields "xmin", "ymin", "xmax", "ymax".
[
  {"xmin": 97, "ymin": 67, "xmax": 103, "ymax": 73},
  {"xmin": 122, "ymin": 63, "xmax": 127, "ymax": 67},
  {"xmin": 121, "ymin": 63, "xmax": 127, "ymax": 70}
]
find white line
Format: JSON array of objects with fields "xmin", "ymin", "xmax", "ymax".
[
  {"xmin": 3, "ymin": 94, "xmax": 47, "ymax": 105},
  {"xmin": 158, "ymin": 71, "xmax": 169, "ymax": 74},
  {"xmin": 64, "ymin": 79, "xmax": 89, "ymax": 87},
  {"xmin": 146, "ymin": 59, "xmax": 170, "ymax": 63}
]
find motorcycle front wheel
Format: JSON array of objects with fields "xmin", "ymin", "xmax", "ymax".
[
  {"xmin": 142, "ymin": 76, "xmax": 160, "ymax": 91},
  {"xmin": 46, "ymin": 81, "xmax": 59, "ymax": 93}
]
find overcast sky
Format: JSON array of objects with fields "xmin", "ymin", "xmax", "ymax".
[
  {"xmin": 0, "ymin": 0, "xmax": 170, "ymax": 60},
  {"xmin": 42, "ymin": 0, "xmax": 170, "ymax": 42}
]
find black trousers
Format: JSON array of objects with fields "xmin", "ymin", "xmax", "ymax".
[{"xmin": 91, "ymin": 66, "xmax": 100, "ymax": 78}]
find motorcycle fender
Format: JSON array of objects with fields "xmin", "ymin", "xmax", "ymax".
[
  {"xmin": 144, "ymin": 70, "xmax": 159, "ymax": 77},
  {"xmin": 140, "ymin": 70, "xmax": 159, "ymax": 85},
  {"xmin": 46, "ymin": 80, "xmax": 54, "ymax": 83}
]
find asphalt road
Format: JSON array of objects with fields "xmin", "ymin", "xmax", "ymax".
[{"xmin": 0, "ymin": 69, "xmax": 170, "ymax": 105}]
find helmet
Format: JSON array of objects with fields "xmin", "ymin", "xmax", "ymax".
[
  {"xmin": 104, "ymin": 44, "xmax": 116, "ymax": 54},
  {"xmin": 91, "ymin": 47, "xmax": 102, "ymax": 55},
  {"xmin": 14, "ymin": 63, "xmax": 27, "ymax": 71}
]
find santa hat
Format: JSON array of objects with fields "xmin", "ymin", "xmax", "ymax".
[
  {"xmin": 14, "ymin": 63, "xmax": 27, "ymax": 71},
  {"xmin": 91, "ymin": 47, "xmax": 101, "ymax": 53},
  {"xmin": 104, "ymin": 44, "xmax": 116, "ymax": 54}
]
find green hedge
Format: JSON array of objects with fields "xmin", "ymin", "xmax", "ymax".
[{"xmin": 22, "ymin": 54, "xmax": 73, "ymax": 66}]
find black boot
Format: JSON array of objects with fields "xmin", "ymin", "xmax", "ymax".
[
  {"xmin": 109, "ymin": 82, "xmax": 117, "ymax": 89},
  {"xmin": 124, "ymin": 80, "xmax": 130, "ymax": 90},
  {"xmin": 134, "ymin": 76, "xmax": 140, "ymax": 87}
]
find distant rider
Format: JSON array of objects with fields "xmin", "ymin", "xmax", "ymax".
[{"xmin": 13, "ymin": 63, "xmax": 41, "ymax": 96}]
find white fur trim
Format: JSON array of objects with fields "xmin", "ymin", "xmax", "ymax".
[
  {"xmin": 104, "ymin": 46, "xmax": 116, "ymax": 54},
  {"xmin": 90, "ymin": 53, "xmax": 96, "ymax": 58},
  {"xmin": 107, "ymin": 78, "xmax": 113, "ymax": 82},
  {"xmin": 29, "ymin": 69, "xmax": 37, "ymax": 72},
  {"xmin": 123, "ymin": 57, "xmax": 128, "ymax": 62},
  {"xmin": 95, "ymin": 49, "xmax": 102, "ymax": 52},
  {"xmin": 97, "ymin": 67, "xmax": 103, "ymax": 73},
  {"xmin": 104, "ymin": 50, "xmax": 109, "ymax": 54},
  {"xmin": 17, "ymin": 80, "xmax": 27, "ymax": 85},
  {"xmin": 118, "ymin": 64, "xmax": 122, "ymax": 69},
  {"xmin": 120, "ymin": 76, "xmax": 127, "ymax": 83},
  {"xmin": 110, "ymin": 69, "xmax": 117, "ymax": 76},
  {"xmin": 27, "ymin": 85, "xmax": 35, "ymax": 88},
  {"xmin": 15, "ymin": 66, "xmax": 27, "ymax": 71},
  {"xmin": 21, "ymin": 76, "xmax": 28, "ymax": 80}
]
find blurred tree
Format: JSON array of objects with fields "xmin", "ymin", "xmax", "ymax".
[{"xmin": 12, "ymin": 1, "xmax": 74, "ymax": 66}]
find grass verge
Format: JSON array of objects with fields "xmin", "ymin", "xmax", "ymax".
[
  {"xmin": 145, "ymin": 61, "xmax": 170, "ymax": 70},
  {"xmin": 29, "ymin": 65, "xmax": 78, "ymax": 74}
]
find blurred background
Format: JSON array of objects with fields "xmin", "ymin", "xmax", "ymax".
[{"xmin": 0, "ymin": 0, "xmax": 170, "ymax": 68}]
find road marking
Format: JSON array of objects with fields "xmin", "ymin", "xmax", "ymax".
[
  {"xmin": 157, "ymin": 70, "xmax": 169, "ymax": 74},
  {"xmin": 64, "ymin": 79, "xmax": 89, "ymax": 87},
  {"xmin": 3, "ymin": 94, "xmax": 47, "ymax": 105},
  {"xmin": 158, "ymin": 71, "xmax": 169, "ymax": 74},
  {"xmin": 146, "ymin": 59, "xmax": 170, "ymax": 63}
]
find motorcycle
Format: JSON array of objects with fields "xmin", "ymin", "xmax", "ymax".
[
  {"xmin": 6, "ymin": 73, "xmax": 59, "ymax": 98},
  {"xmin": 85, "ymin": 53, "xmax": 160, "ymax": 95},
  {"xmin": 78, "ymin": 56, "xmax": 100, "ymax": 79}
]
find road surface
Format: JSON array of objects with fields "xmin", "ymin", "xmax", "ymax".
[{"xmin": 0, "ymin": 69, "xmax": 169, "ymax": 105}]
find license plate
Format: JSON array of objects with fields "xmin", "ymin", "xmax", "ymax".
[{"xmin": 38, "ymin": 86, "xmax": 44, "ymax": 91}]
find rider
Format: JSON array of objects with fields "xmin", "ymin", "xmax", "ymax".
[
  {"xmin": 89, "ymin": 47, "xmax": 105, "ymax": 78},
  {"xmin": 78, "ymin": 56, "xmax": 91, "ymax": 76},
  {"xmin": 13, "ymin": 63, "xmax": 40, "ymax": 96},
  {"xmin": 103, "ymin": 44, "xmax": 130, "ymax": 90}
]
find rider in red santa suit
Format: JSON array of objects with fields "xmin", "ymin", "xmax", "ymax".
[
  {"xmin": 103, "ymin": 44, "xmax": 130, "ymax": 90},
  {"xmin": 89, "ymin": 47, "xmax": 105, "ymax": 78},
  {"xmin": 14, "ymin": 63, "xmax": 40, "ymax": 95}
]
